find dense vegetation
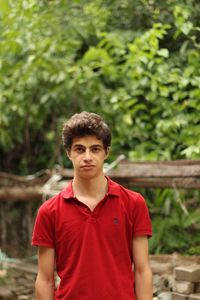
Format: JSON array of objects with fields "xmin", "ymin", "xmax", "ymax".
[{"xmin": 0, "ymin": 0, "xmax": 200, "ymax": 255}]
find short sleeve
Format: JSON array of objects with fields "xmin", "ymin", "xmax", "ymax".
[
  {"xmin": 32, "ymin": 203, "xmax": 55, "ymax": 248},
  {"xmin": 132, "ymin": 194, "xmax": 152, "ymax": 238}
]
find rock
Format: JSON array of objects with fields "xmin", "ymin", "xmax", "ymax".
[
  {"xmin": 188, "ymin": 294, "xmax": 200, "ymax": 300},
  {"xmin": 153, "ymin": 274, "xmax": 174, "ymax": 294},
  {"xmin": 172, "ymin": 292, "xmax": 188, "ymax": 300},
  {"xmin": 151, "ymin": 261, "xmax": 172, "ymax": 275},
  {"xmin": 0, "ymin": 270, "xmax": 7, "ymax": 278},
  {"xmin": 0, "ymin": 286, "xmax": 13, "ymax": 300},
  {"xmin": 195, "ymin": 282, "xmax": 200, "ymax": 293},
  {"xmin": 175, "ymin": 266, "xmax": 200, "ymax": 282},
  {"xmin": 174, "ymin": 280, "xmax": 194, "ymax": 294},
  {"xmin": 158, "ymin": 291, "xmax": 172, "ymax": 300}
]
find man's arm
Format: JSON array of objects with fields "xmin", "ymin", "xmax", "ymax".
[
  {"xmin": 132, "ymin": 236, "xmax": 153, "ymax": 300},
  {"xmin": 35, "ymin": 246, "xmax": 55, "ymax": 300}
]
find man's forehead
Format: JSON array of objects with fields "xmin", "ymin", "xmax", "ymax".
[{"xmin": 71, "ymin": 136, "xmax": 104, "ymax": 147}]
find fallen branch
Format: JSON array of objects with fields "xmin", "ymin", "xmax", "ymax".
[{"xmin": 0, "ymin": 159, "xmax": 200, "ymax": 201}]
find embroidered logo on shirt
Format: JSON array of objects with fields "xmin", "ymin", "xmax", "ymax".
[{"xmin": 113, "ymin": 217, "xmax": 119, "ymax": 224}]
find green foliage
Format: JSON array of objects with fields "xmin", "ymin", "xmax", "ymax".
[{"xmin": 146, "ymin": 188, "xmax": 200, "ymax": 254}]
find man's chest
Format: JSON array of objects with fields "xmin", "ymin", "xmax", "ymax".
[{"xmin": 54, "ymin": 199, "xmax": 133, "ymax": 252}]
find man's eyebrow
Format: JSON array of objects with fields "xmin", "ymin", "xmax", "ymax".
[
  {"xmin": 90, "ymin": 144, "xmax": 103, "ymax": 147},
  {"xmin": 73, "ymin": 144, "xmax": 85, "ymax": 148},
  {"xmin": 72, "ymin": 144, "xmax": 103, "ymax": 148}
]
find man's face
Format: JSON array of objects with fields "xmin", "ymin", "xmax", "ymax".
[{"xmin": 67, "ymin": 135, "xmax": 109, "ymax": 179}]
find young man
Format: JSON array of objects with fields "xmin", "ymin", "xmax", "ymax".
[{"xmin": 32, "ymin": 111, "xmax": 153, "ymax": 300}]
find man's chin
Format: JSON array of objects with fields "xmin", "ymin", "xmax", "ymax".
[{"xmin": 79, "ymin": 170, "xmax": 101, "ymax": 180}]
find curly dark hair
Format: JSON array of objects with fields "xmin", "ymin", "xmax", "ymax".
[{"xmin": 62, "ymin": 111, "xmax": 111, "ymax": 150}]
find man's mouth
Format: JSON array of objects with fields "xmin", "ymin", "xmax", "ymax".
[{"xmin": 81, "ymin": 165, "xmax": 95, "ymax": 169}]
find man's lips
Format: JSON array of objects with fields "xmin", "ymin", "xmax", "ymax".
[{"xmin": 81, "ymin": 165, "xmax": 95, "ymax": 169}]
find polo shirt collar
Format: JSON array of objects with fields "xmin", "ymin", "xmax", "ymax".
[
  {"xmin": 106, "ymin": 176, "xmax": 120, "ymax": 197},
  {"xmin": 61, "ymin": 181, "xmax": 74, "ymax": 199},
  {"xmin": 61, "ymin": 176, "xmax": 120, "ymax": 200}
]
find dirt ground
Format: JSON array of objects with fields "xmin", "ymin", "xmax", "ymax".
[{"xmin": 0, "ymin": 261, "xmax": 36, "ymax": 300}]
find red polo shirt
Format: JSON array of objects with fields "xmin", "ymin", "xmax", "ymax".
[{"xmin": 32, "ymin": 177, "xmax": 152, "ymax": 300}]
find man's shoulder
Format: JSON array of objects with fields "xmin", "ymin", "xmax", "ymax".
[
  {"xmin": 109, "ymin": 177, "xmax": 142, "ymax": 201},
  {"xmin": 38, "ymin": 190, "xmax": 64, "ymax": 212},
  {"xmin": 119, "ymin": 184, "xmax": 143, "ymax": 202}
]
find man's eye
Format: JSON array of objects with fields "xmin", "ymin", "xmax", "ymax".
[
  {"xmin": 75, "ymin": 148, "xmax": 84, "ymax": 153},
  {"xmin": 92, "ymin": 147, "xmax": 101, "ymax": 153}
]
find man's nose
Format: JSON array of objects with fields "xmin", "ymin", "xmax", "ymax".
[{"xmin": 83, "ymin": 149, "xmax": 92, "ymax": 160}]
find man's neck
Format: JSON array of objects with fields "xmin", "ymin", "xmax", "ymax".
[{"xmin": 72, "ymin": 174, "xmax": 108, "ymax": 199}]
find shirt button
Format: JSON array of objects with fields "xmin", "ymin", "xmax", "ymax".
[
  {"xmin": 83, "ymin": 207, "xmax": 89, "ymax": 212},
  {"xmin": 89, "ymin": 217, "xmax": 97, "ymax": 223}
]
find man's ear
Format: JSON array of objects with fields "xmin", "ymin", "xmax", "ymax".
[
  {"xmin": 105, "ymin": 147, "xmax": 111, "ymax": 159},
  {"xmin": 66, "ymin": 149, "xmax": 71, "ymax": 160}
]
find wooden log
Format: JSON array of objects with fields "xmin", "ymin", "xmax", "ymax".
[
  {"xmin": 111, "ymin": 177, "xmax": 200, "ymax": 189},
  {"xmin": 0, "ymin": 171, "xmax": 51, "ymax": 187},
  {"xmin": 0, "ymin": 186, "xmax": 43, "ymax": 201},
  {"xmin": 105, "ymin": 160, "xmax": 200, "ymax": 188},
  {"xmin": 107, "ymin": 160, "xmax": 200, "ymax": 178},
  {"xmin": 0, "ymin": 176, "xmax": 199, "ymax": 201},
  {"xmin": 0, "ymin": 202, "xmax": 7, "ymax": 250},
  {"xmin": 0, "ymin": 160, "xmax": 200, "ymax": 202}
]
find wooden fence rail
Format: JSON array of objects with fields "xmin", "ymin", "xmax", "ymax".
[
  {"xmin": 0, "ymin": 160, "xmax": 200, "ymax": 202},
  {"xmin": 106, "ymin": 160, "xmax": 200, "ymax": 189}
]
